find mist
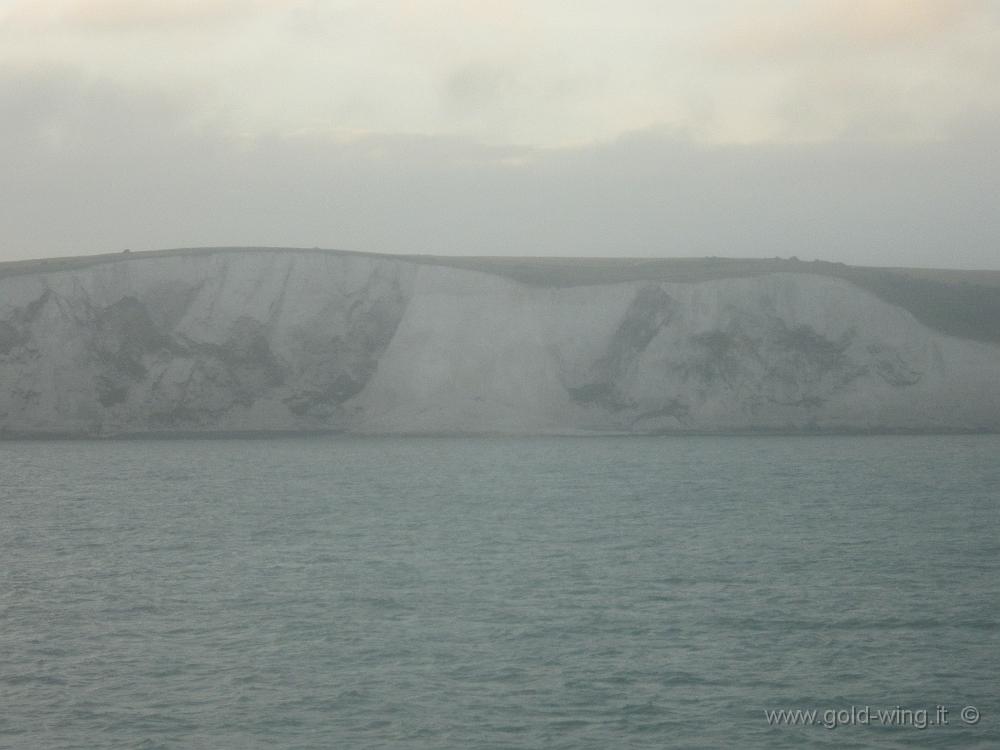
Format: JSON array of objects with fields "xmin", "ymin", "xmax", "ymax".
[{"xmin": 2, "ymin": 67, "xmax": 999, "ymax": 269}]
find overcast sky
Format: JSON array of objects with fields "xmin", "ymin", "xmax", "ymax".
[{"xmin": 1, "ymin": 0, "xmax": 998, "ymax": 268}]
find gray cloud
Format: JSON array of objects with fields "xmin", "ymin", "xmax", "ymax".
[{"xmin": 2, "ymin": 67, "xmax": 998, "ymax": 269}]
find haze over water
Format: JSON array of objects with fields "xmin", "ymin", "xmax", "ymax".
[{"xmin": 2, "ymin": 434, "xmax": 997, "ymax": 748}]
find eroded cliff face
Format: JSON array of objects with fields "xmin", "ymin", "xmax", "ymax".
[{"xmin": 1, "ymin": 249, "xmax": 998, "ymax": 435}]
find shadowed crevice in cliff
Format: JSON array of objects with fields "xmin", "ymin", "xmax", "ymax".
[
  {"xmin": 679, "ymin": 319, "xmax": 926, "ymax": 421},
  {"xmin": 0, "ymin": 321, "xmax": 23, "ymax": 356},
  {"xmin": 687, "ymin": 330, "xmax": 747, "ymax": 385},
  {"xmin": 684, "ymin": 320, "xmax": 863, "ymax": 402},
  {"xmin": 182, "ymin": 317, "xmax": 285, "ymax": 408},
  {"xmin": 143, "ymin": 281, "xmax": 206, "ymax": 330},
  {"xmin": 282, "ymin": 269, "xmax": 411, "ymax": 417},
  {"xmin": 568, "ymin": 285, "xmax": 676, "ymax": 411},
  {"xmin": 0, "ymin": 290, "xmax": 52, "ymax": 358},
  {"xmin": 63, "ymin": 259, "xmax": 417, "ymax": 428},
  {"xmin": 88, "ymin": 299, "xmax": 286, "ymax": 419},
  {"xmin": 92, "ymin": 297, "xmax": 175, "ymax": 407},
  {"xmin": 629, "ymin": 399, "xmax": 691, "ymax": 430},
  {"xmin": 866, "ymin": 343, "xmax": 922, "ymax": 386},
  {"xmin": 0, "ymin": 292, "xmax": 56, "ymax": 417}
]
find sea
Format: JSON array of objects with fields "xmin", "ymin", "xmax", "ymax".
[{"xmin": 1, "ymin": 434, "xmax": 997, "ymax": 749}]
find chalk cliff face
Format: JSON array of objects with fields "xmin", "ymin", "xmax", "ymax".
[{"xmin": 1, "ymin": 249, "xmax": 998, "ymax": 435}]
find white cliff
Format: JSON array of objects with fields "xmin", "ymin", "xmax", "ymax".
[{"xmin": 1, "ymin": 248, "xmax": 998, "ymax": 436}]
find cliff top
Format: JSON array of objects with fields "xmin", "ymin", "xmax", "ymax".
[{"xmin": 2, "ymin": 246, "xmax": 999, "ymax": 343}]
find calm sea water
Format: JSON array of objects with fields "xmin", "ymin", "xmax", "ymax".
[{"xmin": 1, "ymin": 435, "xmax": 997, "ymax": 749}]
